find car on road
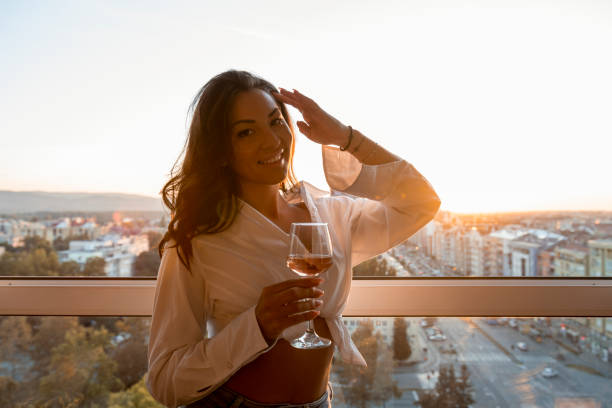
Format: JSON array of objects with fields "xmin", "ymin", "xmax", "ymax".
[
  {"xmin": 541, "ymin": 367, "xmax": 558, "ymax": 378},
  {"xmin": 485, "ymin": 318, "xmax": 499, "ymax": 325},
  {"xmin": 508, "ymin": 319, "xmax": 518, "ymax": 329},
  {"xmin": 429, "ymin": 333, "xmax": 447, "ymax": 341},
  {"xmin": 516, "ymin": 342, "xmax": 528, "ymax": 351}
]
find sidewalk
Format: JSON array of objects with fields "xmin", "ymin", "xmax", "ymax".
[
  {"xmin": 554, "ymin": 337, "xmax": 612, "ymax": 378},
  {"xmin": 402, "ymin": 318, "xmax": 427, "ymax": 365}
]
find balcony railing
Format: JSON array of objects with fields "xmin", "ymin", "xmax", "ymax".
[{"xmin": 2, "ymin": 277, "xmax": 612, "ymax": 317}]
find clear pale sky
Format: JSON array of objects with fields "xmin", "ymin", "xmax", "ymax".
[{"xmin": 1, "ymin": 0, "xmax": 610, "ymax": 213}]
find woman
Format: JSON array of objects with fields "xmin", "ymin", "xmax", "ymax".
[{"xmin": 146, "ymin": 70, "xmax": 440, "ymax": 408}]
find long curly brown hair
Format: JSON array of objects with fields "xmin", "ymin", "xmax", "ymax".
[{"xmin": 158, "ymin": 70, "xmax": 298, "ymax": 270}]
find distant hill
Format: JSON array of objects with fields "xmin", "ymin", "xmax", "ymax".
[{"xmin": 0, "ymin": 191, "xmax": 164, "ymax": 214}]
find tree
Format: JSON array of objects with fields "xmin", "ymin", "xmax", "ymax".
[
  {"xmin": 335, "ymin": 320, "xmax": 401, "ymax": 408},
  {"xmin": 0, "ymin": 317, "xmax": 32, "ymax": 381},
  {"xmin": 22, "ymin": 236, "xmax": 53, "ymax": 254},
  {"xmin": 416, "ymin": 363, "xmax": 474, "ymax": 408},
  {"xmin": 59, "ymin": 260, "xmax": 82, "ymax": 276},
  {"xmin": 455, "ymin": 364, "xmax": 475, "ymax": 408},
  {"xmin": 37, "ymin": 324, "xmax": 124, "ymax": 407},
  {"xmin": 29, "ymin": 317, "xmax": 80, "ymax": 379},
  {"xmin": 353, "ymin": 256, "xmax": 396, "ymax": 277},
  {"xmin": 83, "ymin": 257, "xmax": 106, "ymax": 276},
  {"xmin": 0, "ymin": 376, "xmax": 19, "ymax": 407},
  {"xmin": 132, "ymin": 250, "xmax": 160, "ymax": 277},
  {"xmin": 145, "ymin": 231, "xmax": 163, "ymax": 250},
  {"xmin": 392, "ymin": 317, "xmax": 412, "ymax": 362},
  {"xmin": 0, "ymin": 248, "xmax": 60, "ymax": 276},
  {"xmin": 108, "ymin": 374, "xmax": 164, "ymax": 408},
  {"xmin": 111, "ymin": 318, "xmax": 150, "ymax": 388}
]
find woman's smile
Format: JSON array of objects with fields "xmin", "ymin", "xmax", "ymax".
[{"xmin": 257, "ymin": 147, "xmax": 285, "ymax": 166}]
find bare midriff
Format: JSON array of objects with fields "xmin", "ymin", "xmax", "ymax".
[{"xmin": 224, "ymin": 316, "xmax": 334, "ymax": 404}]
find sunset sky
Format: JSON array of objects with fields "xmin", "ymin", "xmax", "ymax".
[{"xmin": 1, "ymin": 0, "xmax": 611, "ymax": 213}]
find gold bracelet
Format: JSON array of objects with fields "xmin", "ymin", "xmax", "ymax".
[{"xmin": 339, "ymin": 126, "xmax": 353, "ymax": 151}]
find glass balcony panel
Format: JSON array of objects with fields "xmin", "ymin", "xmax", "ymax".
[
  {"xmin": 2, "ymin": 226, "xmax": 610, "ymax": 278},
  {"xmin": 1, "ymin": 316, "xmax": 611, "ymax": 407}
]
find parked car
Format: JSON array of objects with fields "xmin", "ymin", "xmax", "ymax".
[
  {"xmin": 420, "ymin": 318, "xmax": 436, "ymax": 328},
  {"xmin": 516, "ymin": 342, "xmax": 528, "ymax": 351},
  {"xmin": 485, "ymin": 318, "xmax": 499, "ymax": 326},
  {"xmin": 541, "ymin": 367, "xmax": 558, "ymax": 378},
  {"xmin": 529, "ymin": 328, "xmax": 543, "ymax": 343},
  {"xmin": 509, "ymin": 319, "xmax": 518, "ymax": 329},
  {"xmin": 497, "ymin": 318, "xmax": 509, "ymax": 326}
]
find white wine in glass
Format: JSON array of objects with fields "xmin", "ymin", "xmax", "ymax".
[{"xmin": 286, "ymin": 222, "xmax": 333, "ymax": 349}]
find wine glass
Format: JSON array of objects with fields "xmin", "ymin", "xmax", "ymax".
[{"xmin": 286, "ymin": 222, "xmax": 333, "ymax": 349}]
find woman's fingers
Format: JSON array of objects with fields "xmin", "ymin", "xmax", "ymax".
[
  {"xmin": 272, "ymin": 91, "xmax": 297, "ymax": 107},
  {"xmin": 287, "ymin": 310, "xmax": 320, "ymax": 325},
  {"xmin": 274, "ymin": 89, "xmax": 300, "ymax": 108},
  {"xmin": 296, "ymin": 121, "xmax": 311, "ymax": 137},
  {"xmin": 256, "ymin": 277, "xmax": 326, "ymax": 341},
  {"xmin": 275, "ymin": 286, "xmax": 324, "ymax": 306},
  {"xmin": 284, "ymin": 298, "xmax": 323, "ymax": 316},
  {"xmin": 276, "ymin": 88, "xmax": 316, "ymax": 112},
  {"xmin": 292, "ymin": 89, "xmax": 318, "ymax": 108},
  {"xmin": 263, "ymin": 277, "xmax": 322, "ymax": 295}
]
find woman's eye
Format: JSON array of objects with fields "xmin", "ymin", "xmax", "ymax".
[
  {"xmin": 272, "ymin": 118, "xmax": 285, "ymax": 126},
  {"xmin": 237, "ymin": 129, "xmax": 252, "ymax": 138}
]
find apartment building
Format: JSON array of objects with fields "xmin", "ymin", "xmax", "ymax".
[
  {"xmin": 588, "ymin": 239, "xmax": 612, "ymax": 277},
  {"xmin": 554, "ymin": 246, "xmax": 589, "ymax": 277},
  {"xmin": 58, "ymin": 234, "xmax": 149, "ymax": 277},
  {"xmin": 509, "ymin": 232, "xmax": 565, "ymax": 277},
  {"xmin": 0, "ymin": 217, "xmax": 101, "ymax": 246}
]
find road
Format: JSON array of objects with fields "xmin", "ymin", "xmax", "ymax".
[{"xmin": 331, "ymin": 317, "xmax": 612, "ymax": 407}]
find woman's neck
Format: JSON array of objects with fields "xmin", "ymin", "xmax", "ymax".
[{"xmin": 238, "ymin": 182, "xmax": 287, "ymax": 221}]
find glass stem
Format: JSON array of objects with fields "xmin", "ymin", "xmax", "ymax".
[{"xmin": 307, "ymin": 317, "xmax": 315, "ymax": 334}]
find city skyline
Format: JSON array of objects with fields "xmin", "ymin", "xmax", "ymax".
[{"xmin": 1, "ymin": 1, "xmax": 611, "ymax": 213}]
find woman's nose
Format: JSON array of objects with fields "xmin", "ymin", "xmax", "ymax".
[{"xmin": 260, "ymin": 126, "xmax": 282, "ymax": 148}]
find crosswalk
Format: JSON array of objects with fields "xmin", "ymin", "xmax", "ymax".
[
  {"xmin": 457, "ymin": 349, "xmax": 513, "ymax": 363},
  {"xmin": 456, "ymin": 348, "xmax": 556, "ymax": 364}
]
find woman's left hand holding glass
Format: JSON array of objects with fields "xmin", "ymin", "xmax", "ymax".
[{"xmin": 272, "ymin": 88, "xmax": 350, "ymax": 148}]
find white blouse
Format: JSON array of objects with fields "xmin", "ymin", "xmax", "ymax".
[{"xmin": 146, "ymin": 145, "xmax": 441, "ymax": 407}]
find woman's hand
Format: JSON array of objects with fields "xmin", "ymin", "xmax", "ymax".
[
  {"xmin": 272, "ymin": 88, "xmax": 350, "ymax": 148},
  {"xmin": 255, "ymin": 276, "xmax": 325, "ymax": 345}
]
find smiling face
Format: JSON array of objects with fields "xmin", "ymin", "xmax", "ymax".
[{"xmin": 228, "ymin": 88, "xmax": 293, "ymax": 189}]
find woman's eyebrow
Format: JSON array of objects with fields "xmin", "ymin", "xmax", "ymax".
[{"xmin": 232, "ymin": 108, "xmax": 279, "ymax": 128}]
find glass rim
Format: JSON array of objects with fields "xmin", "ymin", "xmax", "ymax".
[{"xmin": 290, "ymin": 222, "xmax": 328, "ymax": 226}]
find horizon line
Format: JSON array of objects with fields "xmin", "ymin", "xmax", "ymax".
[{"xmin": 1, "ymin": 189, "xmax": 611, "ymax": 216}]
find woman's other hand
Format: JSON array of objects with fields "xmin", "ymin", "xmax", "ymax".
[
  {"xmin": 255, "ymin": 277, "xmax": 325, "ymax": 345},
  {"xmin": 272, "ymin": 88, "xmax": 350, "ymax": 148}
]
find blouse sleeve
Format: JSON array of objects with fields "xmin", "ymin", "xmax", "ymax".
[
  {"xmin": 146, "ymin": 243, "xmax": 275, "ymax": 408},
  {"xmin": 322, "ymin": 145, "xmax": 441, "ymax": 267}
]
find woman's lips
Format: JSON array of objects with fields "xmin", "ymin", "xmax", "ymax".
[{"xmin": 258, "ymin": 148, "xmax": 285, "ymax": 165}]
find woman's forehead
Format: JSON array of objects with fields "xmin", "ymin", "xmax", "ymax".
[{"xmin": 230, "ymin": 89, "xmax": 278, "ymax": 119}]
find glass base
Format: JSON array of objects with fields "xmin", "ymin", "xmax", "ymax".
[{"xmin": 290, "ymin": 331, "xmax": 332, "ymax": 349}]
